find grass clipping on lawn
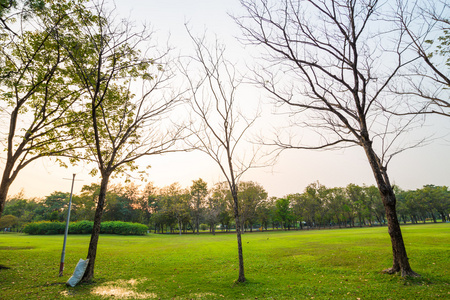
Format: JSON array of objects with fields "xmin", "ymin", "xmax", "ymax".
[{"xmin": 89, "ymin": 278, "xmax": 157, "ymax": 299}]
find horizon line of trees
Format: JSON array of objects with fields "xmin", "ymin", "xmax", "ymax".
[{"xmin": 2, "ymin": 180, "xmax": 448, "ymax": 233}]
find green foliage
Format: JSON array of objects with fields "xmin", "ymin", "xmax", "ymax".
[
  {"xmin": 427, "ymin": 28, "xmax": 450, "ymax": 68},
  {"xmin": 0, "ymin": 0, "xmax": 45, "ymax": 18},
  {"xmin": 68, "ymin": 220, "xmax": 92, "ymax": 234},
  {"xmin": 23, "ymin": 220, "xmax": 148, "ymax": 235},
  {"xmin": 100, "ymin": 221, "xmax": 148, "ymax": 235},
  {"xmin": 5, "ymin": 181, "xmax": 448, "ymax": 234},
  {"xmin": 22, "ymin": 221, "xmax": 64, "ymax": 235},
  {"xmin": 0, "ymin": 214, "xmax": 19, "ymax": 229}
]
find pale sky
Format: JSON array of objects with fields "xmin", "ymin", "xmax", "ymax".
[{"xmin": 6, "ymin": 0, "xmax": 450, "ymax": 199}]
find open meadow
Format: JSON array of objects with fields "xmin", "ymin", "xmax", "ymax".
[{"xmin": 1, "ymin": 223, "xmax": 449, "ymax": 299}]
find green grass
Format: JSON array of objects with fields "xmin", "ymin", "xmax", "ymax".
[{"xmin": 1, "ymin": 223, "xmax": 449, "ymax": 299}]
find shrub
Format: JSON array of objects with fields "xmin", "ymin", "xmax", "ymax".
[
  {"xmin": 69, "ymin": 220, "xmax": 93, "ymax": 234},
  {"xmin": 101, "ymin": 221, "xmax": 148, "ymax": 235},
  {"xmin": 23, "ymin": 220, "xmax": 148, "ymax": 235},
  {"xmin": 23, "ymin": 221, "xmax": 65, "ymax": 235}
]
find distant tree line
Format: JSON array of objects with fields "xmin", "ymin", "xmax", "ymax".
[{"xmin": 2, "ymin": 180, "xmax": 448, "ymax": 233}]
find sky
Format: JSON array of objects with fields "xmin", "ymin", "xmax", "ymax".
[{"xmin": 5, "ymin": 0, "xmax": 450, "ymax": 199}]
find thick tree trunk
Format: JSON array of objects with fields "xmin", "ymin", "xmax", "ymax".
[
  {"xmin": 0, "ymin": 180, "xmax": 11, "ymax": 218},
  {"xmin": 363, "ymin": 141, "xmax": 419, "ymax": 277},
  {"xmin": 0, "ymin": 161, "xmax": 15, "ymax": 218},
  {"xmin": 82, "ymin": 174, "xmax": 110, "ymax": 281}
]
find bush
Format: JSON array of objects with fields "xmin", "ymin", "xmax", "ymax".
[
  {"xmin": 69, "ymin": 220, "xmax": 93, "ymax": 234},
  {"xmin": 101, "ymin": 221, "xmax": 148, "ymax": 235},
  {"xmin": 23, "ymin": 221, "xmax": 65, "ymax": 235},
  {"xmin": 23, "ymin": 220, "xmax": 148, "ymax": 235}
]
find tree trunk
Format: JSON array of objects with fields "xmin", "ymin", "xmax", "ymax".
[
  {"xmin": 0, "ymin": 160, "xmax": 16, "ymax": 218},
  {"xmin": 439, "ymin": 211, "xmax": 446, "ymax": 223},
  {"xmin": 430, "ymin": 212, "xmax": 437, "ymax": 223},
  {"xmin": 231, "ymin": 191, "xmax": 245, "ymax": 283},
  {"xmin": 0, "ymin": 178, "xmax": 11, "ymax": 218},
  {"xmin": 82, "ymin": 174, "xmax": 110, "ymax": 281},
  {"xmin": 363, "ymin": 142, "xmax": 419, "ymax": 277}
]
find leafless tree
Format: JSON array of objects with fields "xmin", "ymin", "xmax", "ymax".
[
  {"xmin": 181, "ymin": 30, "xmax": 265, "ymax": 283},
  {"xmin": 393, "ymin": 0, "xmax": 449, "ymax": 117},
  {"xmin": 236, "ymin": 0, "xmax": 422, "ymax": 277}
]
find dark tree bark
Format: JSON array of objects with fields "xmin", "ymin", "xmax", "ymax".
[
  {"xmin": 237, "ymin": 0, "xmax": 423, "ymax": 277},
  {"xmin": 82, "ymin": 173, "xmax": 110, "ymax": 281},
  {"xmin": 362, "ymin": 141, "xmax": 418, "ymax": 276}
]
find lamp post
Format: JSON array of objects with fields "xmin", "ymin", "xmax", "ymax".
[{"xmin": 59, "ymin": 173, "xmax": 76, "ymax": 277}]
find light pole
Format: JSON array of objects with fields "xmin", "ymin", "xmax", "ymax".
[{"xmin": 59, "ymin": 173, "xmax": 76, "ymax": 277}]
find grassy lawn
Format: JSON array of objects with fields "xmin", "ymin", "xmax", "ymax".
[{"xmin": 0, "ymin": 223, "xmax": 449, "ymax": 299}]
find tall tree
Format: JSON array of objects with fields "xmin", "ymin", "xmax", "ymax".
[
  {"xmin": 181, "ymin": 31, "xmax": 264, "ymax": 282},
  {"xmin": 275, "ymin": 197, "xmax": 292, "ymax": 230},
  {"xmin": 237, "ymin": 181, "xmax": 267, "ymax": 232},
  {"xmin": 190, "ymin": 178, "xmax": 208, "ymax": 234},
  {"xmin": 0, "ymin": 0, "xmax": 86, "ymax": 217},
  {"xmin": 209, "ymin": 182, "xmax": 233, "ymax": 234},
  {"xmin": 160, "ymin": 183, "xmax": 191, "ymax": 235},
  {"xmin": 59, "ymin": 2, "xmax": 185, "ymax": 281},
  {"xmin": 238, "ymin": 0, "xmax": 421, "ymax": 276}
]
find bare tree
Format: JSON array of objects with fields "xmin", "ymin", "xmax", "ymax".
[
  {"xmin": 181, "ymin": 30, "xmax": 264, "ymax": 283},
  {"xmin": 59, "ymin": 1, "xmax": 185, "ymax": 281},
  {"xmin": 237, "ymin": 0, "xmax": 421, "ymax": 277},
  {"xmin": 393, "ymin": 0, "xmax": 449, "ymax": 117}
]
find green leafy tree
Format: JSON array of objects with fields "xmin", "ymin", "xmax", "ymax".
[
  {"xmin": 346, "ymin": 184, "xmax": 367, "ymax": 227},
  {"xmin": 135, "ymin": 182, "xmax": 158, "ymax": 226},
  {"xmin": 190, "ymin": 178, "xmax": 208, "ymax": 234},
  {"xmin": 326, "ymin": 187, "xmax": 348, "ymax": 228},
  {"xmin": 366, "ymin": 185, "xmax": 385, "ymax": 225},
  {"xmin": 159, "ymin": 183, "xmax": 191, "ymax": 235},
  {"xmin": 58, "ymin": 3, "xmax": 184, "ymax": 281},
  {"xmin": 256, "ymin": 197, "xmax": 275, "ymax": 231},
  {"xmin": 0, "ymin": 0, "xmax": 88, "ymax": 218},
  {"xmin": 238, "ymin": 181, "xmax": 267, "ymax": 232},
  {"xmin": 0, "ymin": 214, "xmax": 18, "ymax": 230},
  {"xmin": 208, "ymin": 182, "xmax": 232, "ymax": 235},
  {"xmin": 275, "ymin": 198, "xmax": 292, "ymax": 230}
]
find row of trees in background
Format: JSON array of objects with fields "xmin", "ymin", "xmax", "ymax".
[{"xmin": 3, "ymin": 180, "xmax": 448, "ymax": 232}]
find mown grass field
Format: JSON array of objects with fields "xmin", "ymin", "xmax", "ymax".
[{"xmin": 0, "ymin": 223, "xmax": 449, "ymax": 299}]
